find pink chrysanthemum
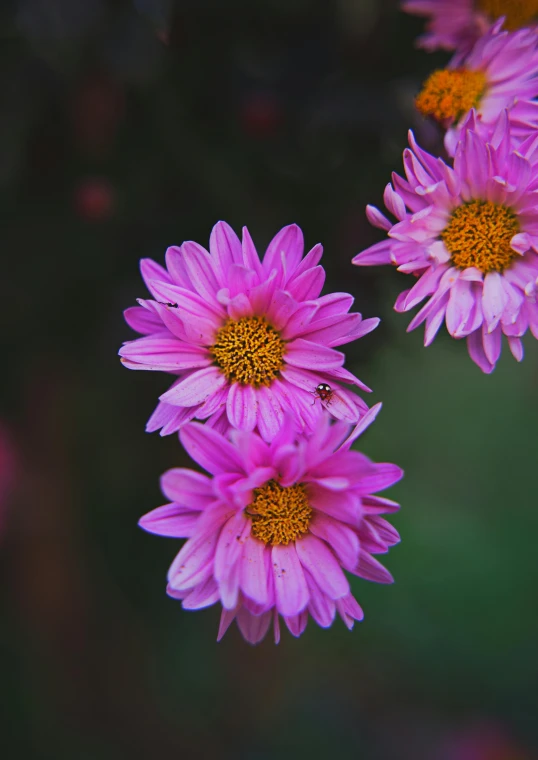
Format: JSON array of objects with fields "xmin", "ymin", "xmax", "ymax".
[
  {"xmin": 414, "ymin": 21, "xmax": 538, "ymax": 155},
  {"xmin": 120, "ymin": 223, "xmax": 379, "ymax": 441},
  {"xmin": 402, "ymin": 0, "xmax": 538, "ymax": 53},
  {"xmin": 353, "ymin": 112, "xmax": 538, "ymax": 373},
  {"xmin": 139, "ymin": 407, "xmax": 402, "ymax": 644}
]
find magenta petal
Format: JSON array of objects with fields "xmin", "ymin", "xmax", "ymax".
[
  {"xmin": 288, "ymin": 266, "xmax": 325, "ymax": 301},
  {"xmin": 119, "ymin": 337, "xmax": 211, "ymax": 372},
  {"xmin": 181, "ymin": 577, "xmax": 220, "ymax": 610},
  {"xmin": 160, "ymin": 366, "xmax": 227, "ymax": 407},
  {"xmin": 353, "ymin": 552, "xmax": 394, "ymax": 584},
  {"xmin": 482, "ymin": 271, "xmax": 507, "ymax": 332},
  {"xmin": 255, "ymin": 386, "xmax": 284, "ymax": 443},
  {"xmin": 305, "ymin": 573, "xmax": 336, "ymax": 628},
  {"xmin": 263, "ymin": 224, "xmax": 304, "ymax": 278},
  {"xmin": 295, "ymin": 534, "xmax": 349, "ymax": 600},
  {"xmin": 240, "ymin": 537, "xmax": 270, "ymax": 606},
  {"xmin": 467, "ymin": 328, "xmax": 495, "ymax": 374},
  {"xmin": 180, "ymin": 422, "xmax": 243, "ymax": 475},
  {"xmin": 167, "ymin": 529, "xmax": 218, "ymax": 591},
  {"xmin": 236, "ymin": 607, "xmax": 272, "ymax": 644},
  {"xmin": 283, "ymin": 610, "xmax": 309, "ymax": 638},
  {"xmin": 138, "ymin": 503, "xmax": 200, "ymax": 537},
  {"xmin": 309, "ymin": 513, "xmax": 360, "ymax": 569},
  {"xmin": 217, "ymin": 608, "xmax": 237, "ymax": 642},
  {"xmin": 272, "ymin": 543, "xmax": 309, "ymax": 616},
  {"xmin": 226, "ymin": 383, "xmax": 257, "ymax": 432},
  {"xmin": 209, "ymin": 221, "xmax": 243, "ymax": 278},
  {"xmin": 285, "ymin": 339, "xmax": 345, "ymax": 370},
  {"xmin": 160, "ymin": 468, "xmax": 213, "ymax": 507},
  {"xmin": 123, "ymin": 306, "xmax": 163, "ymax": 335}
]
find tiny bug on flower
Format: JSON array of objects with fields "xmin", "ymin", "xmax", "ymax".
[
  {"xmin": 158, "ymin": 301, "xmax": 178, "ymax": 308},
  {"xmin": 312, "ymin": 382, "xmax": 334, "ymax": 406}
]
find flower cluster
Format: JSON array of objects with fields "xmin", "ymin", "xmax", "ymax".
[
  {"xmin": 355, "ymin": 6, "xmax": 538, "ymax": 373},
  {"xmin": 122, "ymin": 223, "xmax": 403, "ymax": 643}
]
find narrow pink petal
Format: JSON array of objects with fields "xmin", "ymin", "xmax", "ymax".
[
  {"xmin": 305, "ymin": 572, "xmax": 336, "ymax": 628},
  {"xmin": 263, "ymin": 224, "xmax": 304, "ymax": 277},
  {"xmin": 123, "ymin": 306, "xmax": 163, "ymax": 335},
  {"xmin": 285, "ymin": 339, "xmax": 344, "ymax": 371},
  {"xmin": 337, "ymin": 403, "xmax": 382, "ymax": 451},
  {"xmin": 217, "ymin": 608, "xmax": 237, "ymax": 642},
  {"xmin": 146, "ymin": 400, "xmax": 197, "ymax": 435},
  {"xmin": 240, "ymin": 537, "xmax": 270, "ymax": 606},
  {"xmin": 482, "ymin": 323, "xmax": 502, "ymax": 366},
  {"xmin": 180, "ymin": 421, "xmax": 243, "ymax": 475},
  {"xmin": 354, "ymin": 462, "xmax": 404, "ymax": 494},
  {"xmin": 255, "ymin": 386, "xmax": 284, "ymax": 443},
  {"xmin": 353, "ymin": 552, "xmax": 394, "ymax": 584},
  {"xmin": 226, "ymin": 383, "xmax": 257, "ymax": 432},
  {"xmin": 119, "ymin": 337, "xmax": 211, "ymax": 371},
  {"xmin": 309, "ymin": 513, "xmax": 360, "ymax": 569},
  {"xmin": 482, "ymin": 271, "xmax": 508, "ymax": 332},
  {"xmin": 181, "ymin": 241, "xmax": 220, "ymax": 301},
  {"xmin": 236, "ymin": 608, "xmax": 272, "ymax": 644},
  {"xmin": 336, "ymin": 593, "xmax": 364, "ymax": 629},
  {"xmin": 181, "ymin": 577, "xmax": 220, "ymax": 610},
  {"xmin": 287, "ymin": 266, "xmax": 325, "ymax": 301},
  {"xmin": 160, "ymin": 468, "xmax": 213, "ymax": 507},
  {"xmin": 240, "ymin": 226, "xmax": 263, "ymax": 275},
  {"xmin": 283, "ymin": 610, "xmax": 309, "ymax": 638},
  {"xmin": 508, "ymin": 335, "xmax": 524, "ymax": 361},
  {"xmin": 167, "ymin": 529, "xmax": 218, "ymax": 591},
  {"xmin": 209, "ymin": 221, "xmax": 242, "ymax": 277},
  {"xmin": 466, "ymin": 328, "xmax": 495, "ymax": 374},
  {"xmin": 272, "ymin": 543, "xmax": 309, "ymax": 616},
  {"xmin": 296, "ymin": 534, "xmax": 349, "ymax": 599},
  {"xmin": 138, "ymin": 503, "xmax": 200, "ymax": 537},
  {"xmin": 366, "ymin": 204, "xmax": 392, "ymax": 230},
  {"xmin": 160, "ymin": 366, "xmax": 227, "ymax": 407}
]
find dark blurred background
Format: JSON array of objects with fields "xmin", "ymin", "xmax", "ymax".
[{"xmin": 1, "ymin": 1, "xmax": 537, "ymax": 758}]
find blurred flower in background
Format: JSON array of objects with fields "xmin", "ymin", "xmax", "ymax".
[{"xmin": 0, "ymin": 425, "xmax": 16, "ymax": 539}]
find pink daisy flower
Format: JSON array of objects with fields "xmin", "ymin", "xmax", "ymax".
[
  {"xmin": 402, "ymin": 0, "xmax": 538, "ymax": 53},
  {"xmin": 414, "ymin": 21, "xmax": 538, "ymax": 155},
  {"xmin": 353, "ymin": 112, "xmax": 538, "ymax": 374},
  {"xmin": 139, "ymin": 407, "xmax": 402, "ymax": 644},
  {"xmin": 120, "ymin": 223, "xmax": 379, "ymax": 441}
]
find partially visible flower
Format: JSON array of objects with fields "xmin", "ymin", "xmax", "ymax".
[
  {"xmin": 414, "ymin": 22, "xmax": 538, "ymax": 154},
  {"xmin": 120, "ymin": 223, "xmax": 379, "ymax": 441},
  {"xmin": 353, "ymin": 112, "xmax": 538, "ymax": 373},
  {"xmin": 139, "ymin": 407, "xmax": 402, "ymax": 644},
  {"xmin": 402, "ymin": 0, "xmax": 538, "ymax": 54}
]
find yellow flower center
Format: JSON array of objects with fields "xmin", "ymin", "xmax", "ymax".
[
  {"xmin": 476, "ymin": 0, "xmax": 538, "ymax": 30},
  {"xmin": 442, "ymin": 201, "xmax": 520, "ymax": 273},
  {"xmin": 246, "ymin": 481, "xmax": 312, "ymax": 546},
  {"xmin": 210, "ymin": 316, "xmax": 285, "ymax": 387},
  {"xmin": 415, "ymin": 69, "xmax": 487, "ymax": 122}
]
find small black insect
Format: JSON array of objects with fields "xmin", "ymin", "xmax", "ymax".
[
  {"xmin": 312, "ymin": 382, "xmax": 334, "ymax": 405},
  {"xmin": 158, "ymin": 301, "xmax": 178, "ymax": 308}
]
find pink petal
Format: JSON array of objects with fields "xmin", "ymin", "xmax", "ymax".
[
  {"xmin": 181, "ymin": 577, "xmax": 220, "ymax": 609},
  {"xmin": 272, "ymin": 543, "xmax": 309, "ymax": 616},
  {"xmin": 240, "ymin": 537, "xmax": 271, "ymax": 606},
  {"xmin": 296, "ymin": 534, "xmax": 349, "ymax": 599},
  {"xmin": 138, "ymin": 503, "xmax": 200, "ymax": 537},
  {"xmin": 226, "ymin": 383, "xmax": 258, "ymax": 432},
  {"xmin": 309, "ymin": 513, "xmax": 360, "ymax": 569},
  {"xmin": 285, "ymin": 339, "xmax": 344, "ymax": 371},
  {"xmin": 482, "ymin": 271, "xmax": 508, "ymax": 332},
  {"xmin": 160, "ymin": 366, "xmax": 227, "ymax": 407},
  {"xmin": 167, "ymin": 529, "xmax": 219, "ymax": 591},
  {"xmin": 263, "ymin": 224, "xmax": 304, "ymax": 277},
  {"xmin": 123, "ymin": 306, "xmax": 163, "ymax": 335},
  {"xmin": 353, "ymin": 552, "xmax": 394, "ymax": 584},
  {"xmin": 236, "ymin": 607, "xmax": 272, "ymax": 644},
  {"xmin": 180, "ymin": 421, "xmax": 243, "ymax": 475}
]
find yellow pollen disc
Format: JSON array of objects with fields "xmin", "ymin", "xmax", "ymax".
[
  {"xmin": 442, "ymin": 201, "xmax": 520, "ymax": 273},
  {"xmin": 415, "ymin": 68, "xmax": 487, "ymax": 122},
  {"xmin": 210, "ymin": 316, "xmax": 285, "ymax": 387},
  {"xmin": 246, "ymin": 481, "xmax": 312, "ymax": 546},
  {"xmin": 476, "ymin": 0, "xmax": 538, "ymax": 30}
]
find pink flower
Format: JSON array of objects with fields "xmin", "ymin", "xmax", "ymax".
[
  {"xmin": 139, "ymin": 407, "xmax": 402, "ymax": 644},
  {"xmin": 353, "ymin": 112, "xmax": 538, "ymax": 374},
  {"xmin": 402, "ymin": 0, "xmax": 538, "ymax": 54},
  {"xmin": 414, "ymin": 22, "xmax": 538, "ymax": 155},
  {"xmin": 120, "ymin": 223, "xmax": 379, "ymax": 441}
]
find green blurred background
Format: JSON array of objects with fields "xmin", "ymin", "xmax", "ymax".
[{"xmin": 1, "ymin": 1, "xmax": 537, "ymax": 758}]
